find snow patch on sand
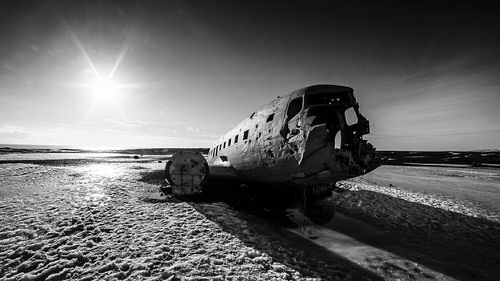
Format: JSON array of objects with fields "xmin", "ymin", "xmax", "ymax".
[
  {"xmin": 337, "ymin": 177, "xmax": 499, "ymax": 222},
  {"xmin": 0, "ymin": 163, "xmax": 324, "ymax": 280}
]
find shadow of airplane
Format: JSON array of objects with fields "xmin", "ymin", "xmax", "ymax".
[
  {"xmin": 138, "ymin": 169, "xmax": 500, "ymax": 281},
  {"xmin": 138, "ymin": 169, "xmax": 383, "ymax": 280},
  {"xmin": 328, "ymin": 190, "xmax": 500, "ymax": 281}
]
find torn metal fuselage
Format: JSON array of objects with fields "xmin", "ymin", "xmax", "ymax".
[
  {"xmin": 206, "ymin": 84, "xmax": 379, "ymax": 192},
  {"xmin": 285, "ymin": 88, "xmax": 376, "ymax": 185}
]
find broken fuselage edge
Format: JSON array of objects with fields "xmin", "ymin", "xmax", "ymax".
[{"xmin": 205, "ymin": 84, "xmax": 378, "ymax": 191}]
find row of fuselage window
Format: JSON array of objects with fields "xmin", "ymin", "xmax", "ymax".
[
  {"xmin": 210, "ymin": 113, "xmax": 275, "ymax": 157},
  {"xmin": 210, "ymin": 129, "xmax": 248, "ymax": 157}
]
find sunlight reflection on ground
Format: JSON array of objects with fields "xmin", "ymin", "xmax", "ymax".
[
  {"xmin": 80, "ymin": 163, "xmax": 124, "ymax": 178},
  {"xmin": 74, "ymin": 163, "xmax": 129, "ymax": 204},
  {"xmin": 84, "ymin": 185, "xmax": 108, "ymax": 203}
]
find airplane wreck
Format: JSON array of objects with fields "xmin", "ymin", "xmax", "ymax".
[{"xmin": 165, "ymin": 84, "xmax": 380, "ymax": 207}]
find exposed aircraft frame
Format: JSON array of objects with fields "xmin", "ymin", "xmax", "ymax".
[{"xmin": 165, "ymin": 84, "xmax": 380, "ymax": 204}]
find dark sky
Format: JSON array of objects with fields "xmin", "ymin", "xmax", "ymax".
[{"xmin": 1, "ymin": 0, "xmax": 499, "ymax": 149}]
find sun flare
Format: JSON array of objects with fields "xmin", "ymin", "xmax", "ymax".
[{"xmin": 90, "ymin": 77, "xmax": 120, "ymax": 102}]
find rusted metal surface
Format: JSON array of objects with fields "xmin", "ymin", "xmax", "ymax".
[
  {"xmin": 166, "ymin": 84, "xmax": 379, "ymax": 197},
  {"xmin": 165, "ymin": 151, "xmax": 208, "ymax": 196},
  {"xmin": 207, "ymin": 84, "xmax": 378, "ymax": 187}
]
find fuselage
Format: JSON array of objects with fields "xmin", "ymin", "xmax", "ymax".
[{"xmin": 206, "ymin": 84, "xmax": 378, "ymax": 187}]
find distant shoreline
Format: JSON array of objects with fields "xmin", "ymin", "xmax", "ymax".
[
  {"xmin": 0, "ymin": 145, "xmax": 209, "ymax": 155},
  {"xmin": 0, "ymin": 145, "xmax": 499, "ymax": 166}
]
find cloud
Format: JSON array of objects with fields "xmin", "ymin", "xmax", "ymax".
[
  {"xmin": 101, "ymin": 118, "xmax": 143, "ymax": 128},
  {"xmin": 0, "ymin": 125, "xmax": 31, "ymax": 140},
  {"xmin": 185, "ymin": 126, "xmax": 201, "ymax": 133}
]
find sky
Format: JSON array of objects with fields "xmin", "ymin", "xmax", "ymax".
[{"xmin": 0, "ymin": 0, "xmax": 499, "ymax": 150}]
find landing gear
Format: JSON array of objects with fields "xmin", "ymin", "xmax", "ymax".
[
  {"xmin": 283, "ymin": 184, "xmax": 336, "ymax": 239},
  {"xmin": 285, "ymin": 208, "xmax": 319, "ymax": 239}
]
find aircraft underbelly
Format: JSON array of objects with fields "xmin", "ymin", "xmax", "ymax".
[{"xmin": 207, "ymin": 165, "xmax": 240, "ymax": 181}]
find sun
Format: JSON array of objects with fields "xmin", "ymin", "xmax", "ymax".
[{"xmin": 90, "ymin": 77, "xmax": 120, "ymax": 103}]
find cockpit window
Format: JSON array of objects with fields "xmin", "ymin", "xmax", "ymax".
[
  {"xmin": 305, "ymin": 92, "xmax": 350, "ymax": 107},
  {"xmin": 344, "ymin": 107, "xmax": 358, "ymax": 126},
  {"xmin": 307, "ymin": 106, "xmax": 340, "ymax": 126},
  {"xmin": 286, "ymin": 97, "xmax": 303, "ymax": 122}
]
